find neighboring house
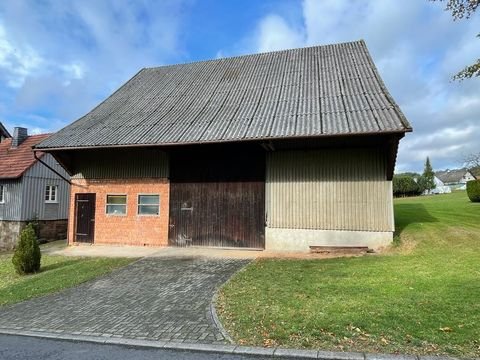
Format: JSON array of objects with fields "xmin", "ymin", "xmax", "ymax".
[
  {"xmin": 435, "ymin": 169, "xmax": 477, "ymax": 190},
  {"xmin": 35, "ymin": 40, "xmax": 412, "ymax": 251},
  {"xmin": 0, "ymin": 126, "xmax": 70, "ymax": 250},
  {"xmin": 429, "ymin": 176, "xmax": 451, "ymax": 195}
]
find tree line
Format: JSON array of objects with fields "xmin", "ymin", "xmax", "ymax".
[{"xmin": 393, "ymin": 157, "xmax": 435, "ymax": 197}]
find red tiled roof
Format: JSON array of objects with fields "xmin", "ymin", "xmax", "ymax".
[{"xmin": 0, "ymin": 134, "xmax": 51, "ymax": 179}]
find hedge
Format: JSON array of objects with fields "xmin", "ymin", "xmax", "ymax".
[
  {"xmin": 393, "ymin": 175, "xmax": 422, "ymax": 197},
  {"xmin": 466, "ymin": 180, "xmax": 480, "ymax": 202}
]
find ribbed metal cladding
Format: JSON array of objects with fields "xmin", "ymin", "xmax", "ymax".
[
  {"xmin": 71, "ymin": 148, "xmax": 168, "ymax": 179},
  {"xmin": 0, "ymin": 179, "xmax": 23, "ymax": 221},
  {"xmin": 0, "ymin": 154, "xmax": 70, "ymax": 221},
  {"xmin": 266, "ymin": 148, "xmax": 393, "ymax": 232},
  {"xmin": 21, "ymin": 154, "xmax": 70, "ymax": 221}
]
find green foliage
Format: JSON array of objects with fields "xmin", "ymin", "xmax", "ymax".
[
  {"xmin": 1, "ymin": 242, "xmax": 134, "ymax": 306},
  {"xmin": 12, "ymin": 224, "xmax": 41, "ymax": 275},
  {"xmin": 27, "ymin": 214, "xmax": 40, "ymax": 239},
  {"xmin": 393, "ymin": 175, "xmax": 421, "ymax": 197},
  {"xmin": 466, "ymin": 180, "xmax": 480, "ymax": 202},
  {"xmin": 433, "ymin": 0, "xmax": 479, "ymax": 80},
  {"xmin": 218, "ymin": 192, "xmax": 480, "ymax": 357},
  {"xmin": 422, "ymin": 157, "xmax": 436, "ymax": 192}
]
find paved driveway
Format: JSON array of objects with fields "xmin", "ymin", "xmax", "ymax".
[{"xmin": 0, "ymin": 257, "xmax": 250, "ymax": 344}]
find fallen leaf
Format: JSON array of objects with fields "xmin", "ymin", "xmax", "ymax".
[{"xmin": 439, "ymin": 327, "xmax": 453, "ymax": 332}]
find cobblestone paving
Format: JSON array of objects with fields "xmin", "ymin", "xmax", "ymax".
[{"xmin": 0, "ymin": 257, "xmax": 250, "ymax": 344}]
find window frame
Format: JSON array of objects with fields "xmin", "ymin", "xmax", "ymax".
[
  {"xmin": 137, "ymin": 194, "xmax": 160, "ymax": 216},
  {"xmin": 0, "ymin": 185, "xmax": 4, "ymax": 204},
  {"xmin": 105, "ymin": 194, "xmax": 128, "ymax": 216},
  {"xmin": 45, "ymin": 185, "xmax": 58, "ymax": 204}
]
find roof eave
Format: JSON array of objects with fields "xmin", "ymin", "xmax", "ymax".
[{"xmin": 34, "ymin": 129, "xmax": 411, "ymax": 152}]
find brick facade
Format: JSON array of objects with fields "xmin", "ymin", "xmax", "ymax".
[{"xmin": 68, "ymin": 178, "xmax": 169, "ymax": 246}]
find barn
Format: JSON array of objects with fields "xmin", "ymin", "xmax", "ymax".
[{"xmin": 35, "ymin": 40, "xmax": 412, "ymax": 251}]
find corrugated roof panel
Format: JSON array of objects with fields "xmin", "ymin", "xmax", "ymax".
[
  {"xmin": 36, "ymin": 40, "xmax": 411, "ymax": 149},
  {"xmin": 320, "ymin": 96, "xmax": 345, "ymax": 113},
  {"xmin": 295, "ymin": 113, "xmax": 322, "ymax": 136},
  {"xmin": 322, "ymin": 112, "xmax": 349, "ymax": 134},
  {"xmin": 348, "ymin": 110, "xmax": 381, "ymax": 133},
  {"xmin": 269, "ymin": 115, "xmax": 297, "ymax": 137}
]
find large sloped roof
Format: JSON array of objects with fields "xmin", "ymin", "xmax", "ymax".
[
  {"xmin": 36, "ymin": 40, "xmax": 411, "ymax": 150},
  {"xmin": 436, "ymin": 169, "xmax": 475, "ymax": 184},
  {"xmin": 0, "ymin": 134, "xmax": 49, "ymax": 179}
]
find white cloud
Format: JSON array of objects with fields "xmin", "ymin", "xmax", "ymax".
[
  {"xmin": 0, "ymin": 23, "xmax": 43, "ymax": 88},
  {"xmin": 0, "ymin": 0, "xmax": 188, "ymax": 132},
  {"xmin": 256, "ymin": 14, "xmax": 305, "ymax": 52},
  {"xmin": 227, "ymin": 0, "xmax": 480, "ymax": 172}
]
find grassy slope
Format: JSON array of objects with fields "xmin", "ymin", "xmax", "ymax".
[
  {"xmin": 218, "ymin": 192, "xmax": 480, "ymax": 357},
  {"xmin": 0, "ymin": 242, "xmax": 134, "ymax": 306}
]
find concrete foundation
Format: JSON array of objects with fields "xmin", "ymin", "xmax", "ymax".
[{"xmin": 265, "ymin": 228, "xmax": 393, "ymax": 252}]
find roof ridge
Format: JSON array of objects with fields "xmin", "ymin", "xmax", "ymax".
[{"xmin": 143, "ymin": 39, "xmax": 366, "ymax": 71}]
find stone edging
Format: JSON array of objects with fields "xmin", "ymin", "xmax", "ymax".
[
  {"xmin": 209, "ymin": 289, "xmax": 234, "ymax": 344},
  {"xmin": 208, "ymin": 258, "xmax": 253, "ymax": 345},
  {"xmin": 0, "ymin": 328, "xmax": 464, "ymax": 360}
]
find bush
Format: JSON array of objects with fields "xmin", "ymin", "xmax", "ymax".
[
  {"xmin": 393, "ymin": 175, "xmax": 422, "ymax": 197},
  {"xmin": 12, "ymin": 224, "xmax": 41, "ymax": 275},
  {"xmin": 466, "ymin": 180, "xmax": 480, "ymax": 202}
]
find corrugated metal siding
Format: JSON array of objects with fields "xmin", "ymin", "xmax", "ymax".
[
  {"xmin": 0, "ymin": 179, "xmax": 23, "ymax": 220},
  {"xmin": 71, "ymin": 148, "xmax": 168, "ymax": 179},
  {"xmin": 266, "ymin": 148, "xmax": 393, "ymax": 232},
  {"xmin": 20, "ymin": 154, "xmax": 70, "ymax": 221}
]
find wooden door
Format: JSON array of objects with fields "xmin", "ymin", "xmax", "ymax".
[
  {"xmin": 74, "ymin": 193, "xmax": 96, "ymax": 243},
  {"xmin": 168, "ymin": 144, "xmax": 265, "ymax": 249}
]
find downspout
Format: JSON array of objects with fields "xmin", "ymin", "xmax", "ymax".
[{"xmin": 33, "ymin": 150, "xmax": 72, "ymax": 185}]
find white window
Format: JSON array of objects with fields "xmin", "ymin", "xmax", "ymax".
[
  {"xmin": 45, "ymin": 185, "xmax": 58, "ymax": 203},
  {"xmin": 138, "ymin": 194, "xmax": 160, "ymax": 216},
  {"xmin": 106, "ymin": 195, "xmax": 127, "ymax": 215},
  {"xmin": 0, "ymin": 185, "xmax": 4, "ymax": 203}
]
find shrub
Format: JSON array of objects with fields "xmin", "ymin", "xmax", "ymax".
[
  {"xmin": 466, "ymin": 180, "xmax": 480, "ymax": 202},
  {"xmin": 393, "ymin": 175, "xmax": 421, "ymax": 197},
  {"xmin": 12, "ymin": 224, "xmax": 41, "ymax": 275}
]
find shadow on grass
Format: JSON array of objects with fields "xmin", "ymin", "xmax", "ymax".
[
  {"xmin": 40, "ymin": 258, "xmax": 84, "ymax": 273},
  {"xmin": 394, "ymin": 203, "xmax": 438, "ymax": 240}
]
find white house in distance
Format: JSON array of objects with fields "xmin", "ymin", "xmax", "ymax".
[{"xmin": 435, "ymin": 169, "xmax": 477, "ymax": 191}]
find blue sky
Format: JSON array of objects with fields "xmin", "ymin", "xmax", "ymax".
[{"xmin": 0, "ymin": 0, "xmax": 478, "ymax": 173}]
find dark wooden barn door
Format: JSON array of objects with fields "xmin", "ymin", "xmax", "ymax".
[
  {"xmin": 74, "ymin": 193, "xmax": 96, "ymax": 243},
  {"xmin": 169, "ymin": 145, "xmax": 265, "ymax": 249}
]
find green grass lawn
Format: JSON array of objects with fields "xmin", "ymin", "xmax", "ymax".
[
  {"xmin": 0, "ymin": 242, "xmax": 134, "ymax": 306},
  {"xmin": 217, "ymin": 192, "xmax": 480, "ymax": 357}
]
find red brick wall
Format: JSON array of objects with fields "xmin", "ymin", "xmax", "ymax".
[{"xmin": 68, "ymin": 178, "xmax": 169, "ymax": 246}]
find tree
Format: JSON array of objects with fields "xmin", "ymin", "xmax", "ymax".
[
  {"xmin": 433, "ymin": 0, "xmax": 480, "ymax": 80},
  {"xmin": 463, "ymin": 152, "xmax": 480, "ymax": 177},
  {"xmin": 12, "ymin": 224, "xmax": 41, "ymax": 275},
  {"xmin": 393, "ymin": 175, "xmax": 422, "ymax": 197},
  {"xmin": 422, "ymin": 157, "xmax": 436, "ymax": 193},
  {"xmin": 463, "ymin": 152, "xmax": 480, "ymax": 168}
]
